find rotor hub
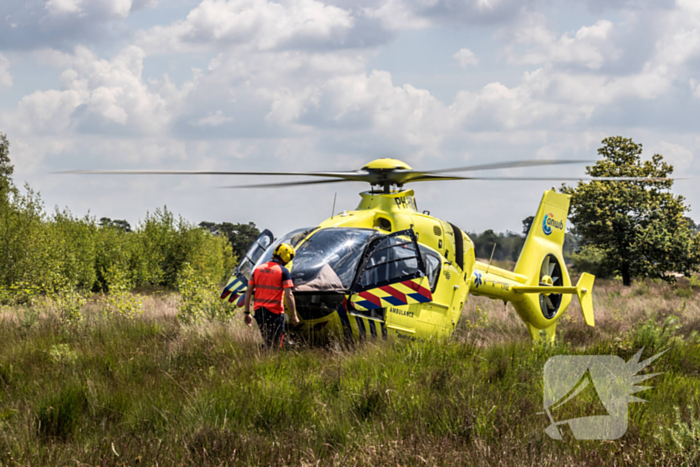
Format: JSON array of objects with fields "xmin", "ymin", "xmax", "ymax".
[
  {"xmin": 540, "ymin": 275, "xmax": 554, "ymax": 295},
  {"xmin": 361, "ymin": 158, "xmax": 413, "ymax": 171}
]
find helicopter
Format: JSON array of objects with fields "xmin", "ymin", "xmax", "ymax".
[
  {"xmin": 65, "ymin": 157, "xmax": 660, "ymax": 343},
  {"xmin": 217, "ymin": 157, "xmax": 599, "ymax": 344}
]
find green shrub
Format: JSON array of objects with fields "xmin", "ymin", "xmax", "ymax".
[
  {"xmin": 676, "ymin": 288, "xmax": 694, "ymax": 299},
  {"xmin": 633, "ymin": 315, "xmax": 682, "ymax": 351},
  {"xmin": 103, "ymin": 264, "xmax": 143, "ymax": 320},
  {"xmin": 177, "ymin": 263, "xmax": 235, "ymax": 324},
  {"xmin": 50, "ymin": 281, "xmax": 87, "ymax": 326},
  {"xmin": 658, "ymin": 405, "xmax": 700, "ymax": 464}
]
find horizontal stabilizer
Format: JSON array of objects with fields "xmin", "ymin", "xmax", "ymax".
[{"xmin": 513, "ymin": 272, "xmax": 595, "ymax": 327}]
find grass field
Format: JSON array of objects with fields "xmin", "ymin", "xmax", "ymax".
[{"xmin": 1, "ymin": 279, "xmax": 699, "ymax": 466}]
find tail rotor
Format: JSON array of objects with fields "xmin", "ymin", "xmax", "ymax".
[{"xmin": 539, "ymin": 254, "xmax": 563, "ymax": 319}]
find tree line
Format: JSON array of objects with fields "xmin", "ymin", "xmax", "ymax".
[
  {"xmin": 2, "ymin": 132, "xmax": 699, "ymax": 292},
  {"xmin": 0, "ymin": 132, "xmax": 248, "ymax": 300}
]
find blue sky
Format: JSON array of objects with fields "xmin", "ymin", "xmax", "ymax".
[{"xmin": 1, "ymin": 0, "xmax": 698, "ymax": 236}]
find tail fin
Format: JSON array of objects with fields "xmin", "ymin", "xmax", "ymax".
[
  {"xmin": 576, "ymin": 272, "xmax": 595, "ymax": 326},
  {"xmin": 510, "ymin": 190, "xmax": 581, "ymax": 341},
  {"xmin": 514, "ymin": 190, "xmax": 570, "ymax": 282}
]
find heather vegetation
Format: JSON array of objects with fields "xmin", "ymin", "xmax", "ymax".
[{"xmin": 1, "ymin": 279, "xmax": 699, "ymax": 466}]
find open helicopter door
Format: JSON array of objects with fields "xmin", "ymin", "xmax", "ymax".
[
  {"xmin": 220, "ymin": 229, "xmax": 274, "ymax": 306},
  {"xmin": 347, "ymin": 229, "xmax": 433, "ymax": 337}
]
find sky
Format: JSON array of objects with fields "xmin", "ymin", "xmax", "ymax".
[{"xmin": 1, "ymin": 0, "xmax": 699, "ymax": 236}]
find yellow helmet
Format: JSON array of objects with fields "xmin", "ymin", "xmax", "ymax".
[{"xmin": 273, "ymin": 243, "xmax": 295, "ymax": 264}]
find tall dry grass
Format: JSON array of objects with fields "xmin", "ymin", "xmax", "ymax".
[{"xmin": 0, "ymin": 278, "xmax": 698, "ymax": 466}]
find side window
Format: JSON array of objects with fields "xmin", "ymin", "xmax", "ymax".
[
  {"xmin": 358, "ymin": 234, "xmax": 423, "ymax": 289},
  {"xmin": 419, "ymin": 246, "xmax": 441, "ymax": 291}
]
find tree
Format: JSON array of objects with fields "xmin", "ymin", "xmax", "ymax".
[
  {"xmin": 99, "ymin": 217, "xmax": 132, "ymax": 233},
  {"xmin": 198, "ymin": 221, "xmax": 260, "ymax": 260},
  {"xmin": 561, "ymin": 136, "xmax": 700, "ymax": 286},
  {"xmin": 0, "ymin": 132, "xmax": 15, "ymax": 202},
  {"xmin": 522, "ymin": 216, "xmax": 534, "ymax": 236}
]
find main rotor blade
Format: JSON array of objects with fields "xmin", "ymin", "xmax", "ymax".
[
  {"xmin": 57, "ymin": 169, "xmax": 365, "ymax": 179},
  {"xmin": 219, "ymin": 179, "xmax": 353, "ymax": 189},
  {"xmin": 397, "ymin": 174, "xmax": 470, "ymax": 183},
  {"xmin": 458, "ymin": 176, "xmax": 679, "ymax": 181},
  {"xmin": 426, "ymin": 159, "xmax": 592, "ymax": 174}
]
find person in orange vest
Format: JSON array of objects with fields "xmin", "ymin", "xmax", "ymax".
[{"xmin": 243, "ymin": 243, "xmax": 300, "ymax": 348}]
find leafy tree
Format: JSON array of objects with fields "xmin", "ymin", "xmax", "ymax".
[
  {"xmin": 99, "ymin": 217, "xmax": 132, "ymax": 233},
  {"xmin": 469, "ymin": 229, "xmax": 525, "ymax": 262},
  {"xmin": 0, "ymin": 133, "xmax": 13, "ymax": 195},
  {"xmin": 685, "ymin": 217, "xmax": 699, "ymax": 234},
  {"xmin": 561, "ymin": 136, "xmax": 700, "ymax": 286},
  {"xmin": 199, "ymin": 221, "xmax": 260, "ymax": 260},
  {"xmin": 522, "ymin": 216, "xmax": 534, "ymax": 236}
]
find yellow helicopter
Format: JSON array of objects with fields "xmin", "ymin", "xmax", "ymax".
[
  {"xmin": 217, "ymin": 157, "xmax": 598, "ymax": 343},
  {"xmin": 66, "ymin": 157, "xmax": 655, "ymax": 342}
]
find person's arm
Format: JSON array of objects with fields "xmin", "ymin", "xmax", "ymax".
[
  {"xmin": 284, "ymin": 288, "xmax": 299, "ymax": 325},
  {"xmin": 243, "ymin": 285, "xmax": 254, "ymax": 326}
]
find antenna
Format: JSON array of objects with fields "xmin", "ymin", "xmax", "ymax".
[
  {"xmin": 487, "ymin": 243, "xmax": 497, "ymax": 273},
  {"xmin": 331, "ymin": 192, "xmax": 337, "ymax": 218}
]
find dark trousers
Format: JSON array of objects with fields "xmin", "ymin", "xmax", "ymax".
[{"xmin": 254, "ymin": 307, "xmax": 285, "ymax": 348}]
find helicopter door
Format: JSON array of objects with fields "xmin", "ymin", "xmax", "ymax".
[
  {"xmin": 348, "ymin": 229, "xmax": 432, "ymax": 325},
  {"xmin": 220, "ymin": 229, "xmax": 274, "ymax": 306}
]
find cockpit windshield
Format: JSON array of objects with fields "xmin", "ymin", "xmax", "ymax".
[
  {"xmin": 292, "ymin": 228, "xmax": 376, "ymax": 292},
  {"xmin": 252, "ymin": 227, "xmax": 315, "ymax": 274}
]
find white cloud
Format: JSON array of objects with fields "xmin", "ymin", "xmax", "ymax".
[
  {"xmin": 649, "ymin": 141, "xmax": 694, "ymax": 172},
  {"xmin": 0, "ymin": 54, "xmax": 11, "ymax": 87},
  {"xmin": 362, "ymin": 0, "xmax": 542, "ymax": 28},
  {"xmin": 13, "ymin": 45, "xmax": 199, "ymax": 136},
  {"xmin": 453, "ymin": 48, "xmax": 478, "ymax": 67},
  {"xmin": 361, "ymin": 0, "xmax": 431, "ymax": 30},
  {"xmin": 192, "ymin": 110, "xmax": 233, "ymax": 126},
  {"xmin": 17, "ymin": 89, "xmax": 82, "ymax": 133},
  {"xmin": 45, "ymin": 0, "xmax": 83, "ymax": 16},
  {"xmin": 691, "ymin": 79, "xmax": 700, "ymax": 98},
  {"xmin": 138, "ymin": 0, "xmax": 354, "ymax": 53},
  {"xmin": 260, "ymin": 69, "xmax": 451, "ymax": 155},
  {"xmin": 503, "ymin": 14, "xmax": 619, "ymax": 69},
  {"xmin": 42, "ymin": 0, "xmax": 140, "ymax": 19},
  {"xmin": 0, "ymin": 0, "xmax": 159, "ymax": 52}
]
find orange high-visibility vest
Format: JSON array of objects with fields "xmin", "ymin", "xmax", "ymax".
[{"xmin": 249, "ymin": 261, "xmax": 294, "ymax": 314}]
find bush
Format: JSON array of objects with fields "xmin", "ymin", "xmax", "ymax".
[
  {"xmin": 48, "ymin": 276, "xmax": 87, "ymax": 325},
  {"xmin": 103, "ymin": 264, "xmax": 143, "ymax": 320},
  {"xmin": 177, "ymin": 263, "xmax": 236, "ymax": 324}
]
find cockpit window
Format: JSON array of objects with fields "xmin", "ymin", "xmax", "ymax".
[
  {"xmin": 419, "ymin": 245, "xmax": 441, "ymax": 292},
  {"xmin": 253, "ymin": 227, "xmax": 315, "ymax": 273},
  {"xmin": 292, "ymin": 228, "xmax": 376, "ymax": 291},
  {"xmin": 236, "ymin": 229, "xmax": 274, "ymax": 280}
]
